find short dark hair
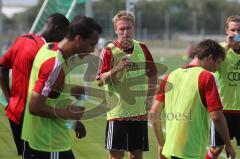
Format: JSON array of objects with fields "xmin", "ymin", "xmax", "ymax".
[
  {"xmin": 66, "ymin": 15, "xmax": 102, "ymax": 40},
  {"xmin": 48, "ymin": 13, "xmax": 70, "ymax": 30},
  {"xmin": 194, "ymin": 39, "xmax": 225, "ymax": 61}
]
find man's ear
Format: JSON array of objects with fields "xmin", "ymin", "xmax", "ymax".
[
  {"xmin": 207, "ymin": 54, "xmax": 213, "ymax": 62},
  {"xmin": 114, "ymin": 25, "xmax": 118, "ymax": 34},
  {"xmin": 225, "ymin": 27, "xmax": 229, "ymax": 35},
  {"xmin": 74, "ymin": 35, "xmax": 82, "ymax": 43},
  {"xmin": 53, "ymin": 25, "xmax": 58, "ymax": 30}
]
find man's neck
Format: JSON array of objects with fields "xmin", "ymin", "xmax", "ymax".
[
  {"xmin": 57, "ymin": 38, "xmax": 70, "ymax": 59},
  {"xmin": 42, "ymin": 33, "xmax": 53, "ymax": 43},
  {"xmin": 189, "ymin": 58, "xmax": 200, "ymax": 66}
]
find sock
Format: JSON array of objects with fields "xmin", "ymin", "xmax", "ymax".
[{"xmin": 205, "ymin": 149, "xmax": 217, "ymax": 159}]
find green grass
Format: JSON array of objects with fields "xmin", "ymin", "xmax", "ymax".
[
  {"xmin": 71, "ymin": 116, "xmax": 159, "ymax": 159},
  {"xmin": 0, "ymin": 107, "xmax": 159, "ymax": 159},
  {"xmin": 0, "ymin": 55, "xmax": 239, "ymax": 159}
]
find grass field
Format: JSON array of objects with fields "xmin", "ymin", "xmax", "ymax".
[{"xmin": 0, "ymin": 54, "xmax": 239, "ymax": 159}]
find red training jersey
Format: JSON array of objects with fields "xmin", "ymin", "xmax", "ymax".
[{"xmin": 0, "ymin": 34, "xmax": 46, "ymax": 124}]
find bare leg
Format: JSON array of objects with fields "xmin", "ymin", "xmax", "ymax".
[
  {"xmin": 128, "ymin": 150, "xmax": 143, "ymax": 159},
  {"xmin": 109, "ymin": 150, "xmax": 124, "ymax": 159}
]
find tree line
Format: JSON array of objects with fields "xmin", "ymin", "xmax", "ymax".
[{"xmin": 2, "ymin": 0, "xmax": 240, "ymax": 39}]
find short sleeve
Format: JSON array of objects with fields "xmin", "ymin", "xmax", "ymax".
[
  {"xmin": 140, "ymin": 43, "xmax": 157, "ymax": 77},
  {"xmin": 33, "ymin": 57, "xmax": 65, "ymax": 98},
  {"xmin": 97, "ymin": 47, "xmax": 113, "ymax": 79},
  {"xmin": 198, "ymin": 71, "xmax": 223, "ymax": 112},
  {"xmin": 0, "ymin": 38, "xmax": 20, "ymax": 68},
  {"xmin": 155, "ymin": 76, "xmax": 168, "ymax": 102}
]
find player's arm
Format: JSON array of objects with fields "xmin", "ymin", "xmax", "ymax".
[
  {"xmin": 0, "ymin": 66, "xmax": 10, "ymax": 102},
  {"xmin": 29, "ymin": 91, "xmax": 84, "ymax": 120},
  {"xmin": 149, "ymin": 76, "xmax": 168, "ymax": 159},
  {"xmin": 145, "ymin": 74, "xmax": 157, "ymax": 110},
  {"xmin": 97, "ymin": 60, "xmax": 131, "ymax": 87},
  {"xmin": 96, "ymin": 47, "xmax": 131, "ymax": 87},
  {"xmin": 150, "ymin": 99, "xmax": 166, "ymax": 159},
  {"xmin": 209, "ymin": 110, "xmax": 235, "ymax": 158},
  {"xmin": 28, "ymin": 57, "xmax": 84, "ymax": 120},
  {"xmin": 0, "ymin": 44, "xmax": 16, "ymax": 102},
  {"xmin": 142, "ymin": 44, "xmax": 158, "ymax": 110},
  {"xmin": 200, "ymin": 71, "xmax": 235, "ymax": 159}
]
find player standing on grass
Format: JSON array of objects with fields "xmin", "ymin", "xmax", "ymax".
[
  {"xmin": 97, "ymin": 10, "xmax": 157, "ymax": 159},
  {"xmin": 0, "ymin": 13, "xmax": 69, "ymax": 156},
  {"xmin": 150, "ymin": 39, "xmax": 236, "ymax": 159},
  {"xmin": 21, "ymin": 15, "xmax": 101, "ymax": 159},
  {"xmin": 205, "ymin": 15, "xmax": 240, "ymax": 159}
]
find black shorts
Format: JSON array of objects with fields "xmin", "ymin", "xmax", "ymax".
[
  {"xmin": 105, "ymin": 120, "xmax": 149, "ymax": 151},
  {"xmin": 23, "ymin": 141, "xmax": 75, "ymax": 159},
  {"xmin": 210, "ymin": 113, "xmax": 240, "ymax": 146},
  {"xmin": 9, "ymin": 119, "xmax": 23, "ymax": 156}
]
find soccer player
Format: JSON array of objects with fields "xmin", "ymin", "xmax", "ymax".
[
  {"xmin": 97, "ymin": 10, "xmax": 157, "ymax": 159},
  {"xmin": 150, "ymin": 39, "xmax": 236, "ymax": 159},
  {"xmin": 0, "ymin": 13, "xmax": 69, "ymax": 156},
  {"xmin": 205, "ymin": 15, "xmax": 240, "ymax": 159},
  {"xmin": 21, "ymin": 15, "xmax": 102, "ymax": 159}
]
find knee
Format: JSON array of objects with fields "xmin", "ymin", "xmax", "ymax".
[
  {"xmin": 129, "ymin": 150, "xmax": 143, "ymax": 159},
  {"xmin": 109, "ymin": 150, "xmax": 124, "ymax": 159},
  {"xmin": 210, "ymin": 146, "xmax": 224, "ymax": 156}
]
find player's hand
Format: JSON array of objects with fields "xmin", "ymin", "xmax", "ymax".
[
  {"xmin": 158, "ymin": 146, "xmax": 166, "ymax": 159},
  {"xmin": 74, "ymin": 120, "xmax": 86, "ymax": 139},
  {"xmin": 71, "ymin": 86, "xmax": 85, "ymax": 98},
  {"xmin": 225, "ymin": 34, "xmax": 239, "ymax": 50},
  {"xmin": 114, "ymin": 57, "xmax": 131, "ymax": 72},
  {"xmin": 225, "ymin": 144, "xmax": 236, "ymax": 159}
]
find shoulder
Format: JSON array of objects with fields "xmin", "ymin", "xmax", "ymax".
[
  {"xmin": 19, "ymin": 33, "xmax": 37, "ymax": 41},
  {"xmin": 199, "ymin": 70, "xmax": 214, "ymax": 81},
  {"xmin": 133, "ymin": 39, "xmax": 146, "ymax": 47},
  {"xmin": 39, "ymin": 56, "xmax": 63, "ymax": 81},
  {"xmin": 198, "ymin": 70, "xmax": 216, "ymax": 89},
  {"xmin": 17, "ymin": 34, "xmax": 45, "ymax": 48},
  {"xmin": 136, "ymin": 41, "xmax": 150, "ymax": 53},
  {"xmin": 100, "ymin": 45, "xmax": 113, "ymax": 57}
]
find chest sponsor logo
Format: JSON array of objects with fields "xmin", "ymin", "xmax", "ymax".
[
  {"xmin": 228, "ymin": 72, "xmax": 240, "ymax": 81},
  {"xmin": 227, "ymin": 60, "xmax": 240, "ymax": 81},
  {"xmin": 233, "ymin": 60, "xmax": 240, "ymax": 70}
]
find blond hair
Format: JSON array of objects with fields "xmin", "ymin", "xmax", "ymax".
[
  {"xmin": 226, "ymin": 15, "xmax": 240, "ymax": 28},
  {"xmin": 112, "ymin": 10, "xmax": 135, "ymax": 26}
]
